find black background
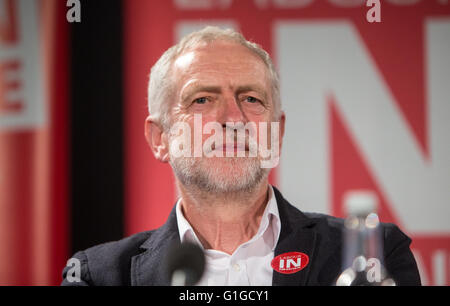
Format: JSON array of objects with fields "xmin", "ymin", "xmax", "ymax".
[{"xmin": 70, "ymin": 0, "xmax": 124, "ymax": 254}]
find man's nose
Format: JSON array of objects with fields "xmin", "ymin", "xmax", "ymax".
[{"xmin": 218, "ymin": 94, "xmax": 247, "ymax": 126}]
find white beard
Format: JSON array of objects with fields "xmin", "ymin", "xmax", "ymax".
[{"xmin": 170, "ymin": 154, "xmax": 270, "ymax": 194}]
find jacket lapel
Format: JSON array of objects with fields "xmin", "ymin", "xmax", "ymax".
[
  {"xmin": 272, "ymin": 187, "xmax": 320, "ymax": 286},
  {"xmin": 130, "ymin": 205, "xmax": 180, "ymax": 286}
]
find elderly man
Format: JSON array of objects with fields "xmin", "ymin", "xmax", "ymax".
[{"xmin": 62, "ymin": 27, "xmax": 420, "ymax": 286}]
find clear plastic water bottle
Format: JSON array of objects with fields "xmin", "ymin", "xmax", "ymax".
[{"xmin": 335, "ymin": 191, "xmax": 395, "ymax": 286}]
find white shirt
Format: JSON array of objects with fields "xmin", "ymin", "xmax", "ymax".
[{"xmin": 175, "ymin": 186, "xmax": 281, "ymax": 286}]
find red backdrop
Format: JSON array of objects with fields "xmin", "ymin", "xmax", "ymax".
[
  {"xmin": 124, "ymin": 0, "xmax": 450, "ymax": 286},
  {"xmin": 0, "ymin": 0, "xmax": 68, "ymax": 285}
]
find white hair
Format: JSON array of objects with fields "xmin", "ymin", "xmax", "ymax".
[{"xmin": 147, "ymin": 26, "xmax": 281, "ymax": 130}]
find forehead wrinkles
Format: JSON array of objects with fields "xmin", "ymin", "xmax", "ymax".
[
  {"xmin": 176, "ymin": 41, "xmax": 268, "ymax": 72},
  {"xmin": 177, "ymin": 57, "xmax": 266, "ymax": 78},
  {"xmin": 173, "ymin": 46, "xmax": 271, "ymax": 96}
]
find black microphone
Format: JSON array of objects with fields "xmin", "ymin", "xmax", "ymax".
[{"xmin": 165, "ymin": 241, "xmax": 206, "ymax": 286}]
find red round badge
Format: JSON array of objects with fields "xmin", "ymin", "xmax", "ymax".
[{"xmin": 271, "ymin": 252, "xmax": 309, "ymax": 274}]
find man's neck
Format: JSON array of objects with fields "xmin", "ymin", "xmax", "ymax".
[{"xmin": 178, "ymin": 181, "xmax": 270, "ymax": 255}]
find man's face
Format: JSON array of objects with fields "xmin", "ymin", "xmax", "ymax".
[{"xmin": 166, "ymin": 41, "xmax": 283, "ymax": 193}]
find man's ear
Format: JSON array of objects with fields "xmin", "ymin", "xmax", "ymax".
[{"xmin": 145, "ymin": 116, "xmax": 170, "ymax": 163}]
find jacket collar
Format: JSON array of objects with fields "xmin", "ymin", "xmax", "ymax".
[{"xmin": 131, "ymin": 186, "xmax": 323, "ymax": 286}]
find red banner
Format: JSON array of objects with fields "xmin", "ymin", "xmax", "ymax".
[
  {"xmin": 124, "ymin": 0, "xmax": 450, "ymax": 285},
  {"xmin": 0, "ymin": 0, "xmax": 68, "ymax": 285}
]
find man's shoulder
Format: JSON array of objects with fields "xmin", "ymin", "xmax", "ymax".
[
  {"xmin": 303, "ymin": 211, "xmax": 344, "ymax": 227},
  {"xmin": 62, "ymin": 230, "xmax": 156, "ymax": 285},
  {"xmin": 83, "ymin": 230, "xmax": 154, "ymax": 258},
  {"xmin": 62, "ymin": 204, "xmax": 180, "ymax": 286},
  {"xmin": 302, "ymin": 210, "xmax": 408, "ymax": 240}
]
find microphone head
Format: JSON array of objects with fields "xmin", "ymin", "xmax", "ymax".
[{"xmin": 165, "ymin": 241, "xmax": 205, "ymax": 286}]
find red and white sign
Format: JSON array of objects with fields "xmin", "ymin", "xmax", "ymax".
[
  {"xmin": 124, "ymin": 0, "xmax": 450, "ymax": 285},
  {"xmin": 0, "ymin": 0, "xmax": 69, "ymax": 285},
  {"xmin": 0, "ymin": 0, "xmax": 47, "ymax": 130},
  {"xmin": 271, "ymin": 252, "xmax": 309, "ymax": 274}
]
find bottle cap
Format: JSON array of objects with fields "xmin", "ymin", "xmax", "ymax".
[{"xmin": 344, "ymin": 190, "xmax": 378, "ymax": 217}]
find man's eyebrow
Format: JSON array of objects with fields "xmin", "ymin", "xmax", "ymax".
[
  {"xmin": 180, "ymin": 83, "xmax": 269, "ymax": 102},
  {"xmin": 236, "ymin": 85, "xmax": 268, "ymax": 100},
  {"xmin": 181, "ymin": 85, "xmax": 222, "ymax": 102}
]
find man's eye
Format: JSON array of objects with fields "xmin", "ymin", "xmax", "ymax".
[
  {"xmin": 245, "ymin": 96, "xmax": 260, "ymax": 103},
  {"xmin": 193, "ymin": 97, "xmax": 207, "ymax": 104}
]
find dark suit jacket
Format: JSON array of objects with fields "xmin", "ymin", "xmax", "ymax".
[{"xmin": 61, "ymin": 187, "xmax": 421, "ymax": 286}]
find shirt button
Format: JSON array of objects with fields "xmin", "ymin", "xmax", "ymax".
[{"xmin": 232, "ymin": 263, "xmax": 240, "ymax": 272}]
